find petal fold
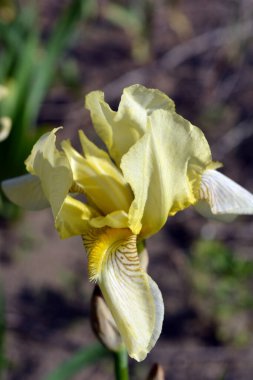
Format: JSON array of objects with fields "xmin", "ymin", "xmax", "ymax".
[
  {"xmin": 121, "ymin": 109, "xmax": 212, "ymax": 237},
  {"xmin": 197, "ymin": 169, "xmax": 253, "ymax": 217},
  {"xmin": 85, "ymin": 84, "xmax": 175, "ymax": 165},
  {"xmin": 25, "ymin": 128, "xmax": 73, "ymax": 218},
  {"xmin": 89, "ymin": 210, "xmax": 129, "ymax": 229},
  {"xmin": 82, "ymin": 227, "xmax": 164, "ymax": 361},
  {"xmin": 62, "ymin": 139, "xmax": 132, "ymax": 215},
  {"xmin": 55, "ymin": 195, "xmax": 98, "ymax": 239}
]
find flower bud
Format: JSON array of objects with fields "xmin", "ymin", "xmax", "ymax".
[
  {"xmin": 90, "ymin": 285, "xmax": 122, "ymax": 352},
  {"xmin": 146, "ymin": 363, "xmax": 165, "ymax": 380}
]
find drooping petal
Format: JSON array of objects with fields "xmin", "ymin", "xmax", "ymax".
[
  {"xmin": 194, "ymin": 200, "xmax": 237, "ymax": 222},
  {"xmin": 196, "ymin": 169, "xmax": 253, "ymax": 218},
  {"xmin": 85, "ymin": 84, "xmax": 175, "ymax": 165},
  {"xmin": 1, "ymin": 174, "xmax": 49, "ymax": 210},
  {"xmin": 62, "ymin": 139, "xmax": 133, "ymax": 215},
  {"xmin": 82, "ymin": 227, "xmax": 164, "ymax": 361},
  {"xmin": 25, "ymin": 128, "xmax": 73, "ymax": 218},
  {"xmin": 55, "ymin": 195, "xmax": 98, "ymax": 239},
  {"xmin": 121, "ymin": 109, "xmax": 212, "ymax": 237}
]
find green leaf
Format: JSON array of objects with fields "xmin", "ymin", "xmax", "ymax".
[
  {"xmin": 22, "ymin": 0, "xmax": 94, "ymax": 129},
  {"xmin": 0, "ymin": 7, "xmax": 37, "ymax": 80},
  {"xmin": 104, "ymin": 3, "xmax": 141, "ymax": 34},
  {"xmin": 43, "ymin": 342, "xmax": 110, "ymax": 380}
]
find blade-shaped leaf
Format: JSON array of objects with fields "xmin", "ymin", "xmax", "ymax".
[{"xmin": 43, "ymin": 343, "xmax": 110, "ymax": 380}]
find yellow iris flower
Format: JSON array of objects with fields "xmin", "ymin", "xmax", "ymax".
[{"xmin": 2, "ymin": 85, "xmax": 253, "ymax": 361}]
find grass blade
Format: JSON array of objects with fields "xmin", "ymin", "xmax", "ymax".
[
  {"xmin": 22, "ymin": 0, "xmax": 93, "ymax": 129},
  {"xmin": 43, "ymin": 342, "xmax": 110, "ymax": 380}
]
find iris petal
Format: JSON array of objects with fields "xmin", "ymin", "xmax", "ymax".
[
  {"xmin": 78, "ymin": 130, "xmax": 111, "ymax": 161},
  {"xmin": 82, "ymin": 227, "xmax": 164, "ymax": 361},
  {"xmin": 196, "ymin": 169, "xmax": 253, "ymax": 219},
  {"xmin": 2, "ymin": 174, "xmax": 49, "ymax": 210},
  {"xmin": 89, "ymin": 210, "xmax": 129, "ymax": 229},
  {"xmin": 55, "ymin": 195, "xmax": 98, "ymax": 238},
  {"xmin": 62, "ymin": 139, "xmax": 132, "ymax": 215},
  {"xmin": 25, "ymin": 128, "xmax": 73, "ymax": 218},
  {"xmin": 85, "ymin": 84, "xmax": 175, "ymax": 165},
  {"xmin": 121, "ymin": 109, "xmax": 211, "ymax": 237}
]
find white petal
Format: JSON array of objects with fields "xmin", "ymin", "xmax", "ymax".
[
  {"xmin": 198, "ymin": 169, "xmax": 253, "ymax": 216},
  {"xmin": 83, "ymin": 228, "xmax": 164, "ymax": 361},
  {"xmin": 1, "ymin": 174, "xmax": 49, "ymax": 210},
  {"xmin": 194, "ymin": 200, "xmax": 237, "ymax": 222},
  {"xmin": 147, "ymin": 276, "xmax": 164, "ymax": 353}
]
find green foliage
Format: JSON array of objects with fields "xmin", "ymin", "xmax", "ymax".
[
  {"xmin": 0, "ymin": 0, "xmax": 94, "ymax": 219},
  {"xmin": 113, "ymin": 346, "xmax": 129, "ymax": 380},
  {"xmin": 190, "ymin": 239, "xmax": 253, "ymax": 344},
  {"xmin": 43, "ymin": 342, "xmax": 110, "ymax": 380},
  {"xmin": 102, "ymin": 0, "xmax": 154, "ymax": 62}
]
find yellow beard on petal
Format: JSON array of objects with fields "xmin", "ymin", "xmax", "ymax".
[
  {"xmin": 82, "ymin": 227, "xmax": 135, "ymax": 282},
  {"xmin": 82, "ymin": 226, "xmax": 164, "ymax": 361}
]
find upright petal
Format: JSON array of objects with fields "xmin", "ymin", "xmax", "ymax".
[
  {"xmin": 196, "ymin": 169, "xmax": 253, "ymax": 218},
  {"xmin": 62, "ymin": 139, "xmax": 133, "ymax": 215},
  {"xmin": 82, "ymin": 227, "xmax": 164, "ymax": 361},
  {"xmin": 25, "ymin": 128, "xmax": 73, "ymax": 218},
  {"xmin": 85, "ymin": 84, "xmax": 175, "ymax": 165},
  {"xmin": 25, "ymin": 127, "xmax": 63, "ymax": 173},
  {"xmin": 2, "ymin": 174, "xmax": 49, "ymax": 210},
  {"xmin": 121, "ymin": 109, "xmax": 212, "ymax": 237},
  {"xmin": 78, "ymin": 130, "xmax": 111, "ymax": 161}
]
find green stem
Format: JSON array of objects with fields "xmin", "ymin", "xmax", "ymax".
[{"xmin": 114, "ymin": 345, "xmax": 129, "ymax": 380}]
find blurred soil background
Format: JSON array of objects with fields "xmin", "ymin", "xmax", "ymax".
[{"xmin": 1, "ymin": 0, "xmax": 253, "ymax": 379}]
